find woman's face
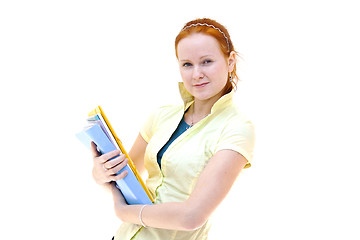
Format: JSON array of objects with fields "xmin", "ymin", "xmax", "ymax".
[{"xmin": 177, "ymin": 33, "xmax": 235, "ymax": 102}]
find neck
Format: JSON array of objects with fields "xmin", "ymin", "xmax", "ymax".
[
  {"xmin": 192, "ymin": 86, "xmax": 228, "ymax": 116},
  {"xmin": 186, "ymin": 90, "xmax": 225, "ymax": 126},
  {"xmin": 192, "ymin": 98, "xmax": 215, "ymax": 117}
]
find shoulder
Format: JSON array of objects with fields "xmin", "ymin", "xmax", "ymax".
[
  {"xmin": 142, "ymin": 104, "xmax": 183, "ymax": 131},
  {"xmin": 148, "ymin": 104, "xmax": 184, "ymax": 124},
  {"xmin": 156, "ymin": 104, "xmax": 184, "ymax": 116},
  {"xmin": 141, "ymin": 104, "xmax": 183, "ymax": 143},
  {"xmin": 213, "ymin": 106, "xmax": 255, "ymax": 165},
  {"xmin": 220, "ymin": 105, "xmax": 255, "ymax": 134}
]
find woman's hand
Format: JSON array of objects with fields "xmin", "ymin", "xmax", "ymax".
[{"xmin": 90, "ymin": 142, "xmax": 129, "ymax": 189}]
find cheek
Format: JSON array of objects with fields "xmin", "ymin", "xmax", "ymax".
[
  {"xmin": 179, "ymin": 69, "xmax": 191, "ymax": 82},
  {"xmin": 209, "ymin": 66, "xmax": 227, "ymax": 82},
  {"xmin": 216, "ymin": 62, "xmax": 229, "ymax": 80}
]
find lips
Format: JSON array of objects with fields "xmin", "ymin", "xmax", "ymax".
[{"xmin": 194, "ymin": 82, "xmax": 209, "ymax": 88}]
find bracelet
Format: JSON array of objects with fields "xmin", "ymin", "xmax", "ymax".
[{"xmin": 139, "ymin": 205, "xmax": 148, "ymax": 228}]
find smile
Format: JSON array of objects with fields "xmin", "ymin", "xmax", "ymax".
[{"xmin": 194, "ymin": 82, "xmax": 209, "ymax": 88}]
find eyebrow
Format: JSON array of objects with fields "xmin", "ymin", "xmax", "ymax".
[{"xmin": 179, "ymin": 55, "xmax": 214, "ymax": 62}]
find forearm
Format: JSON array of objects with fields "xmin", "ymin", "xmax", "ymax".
[
  {"xmin": 110, "ymin": 150, "xmax": 246, "ymax": 232},
  {"xmin": 118, "ymin": 202, "xmax": 190, "ymax": 230},
  {"xmin": 110, "ymin": 184, "xmax": 204, "ymax": 231}
]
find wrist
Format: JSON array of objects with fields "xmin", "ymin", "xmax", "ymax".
[
  {"xmin": 102, "ymin": 182, "xmax": 113, "ymax": 192},
  {"xmin": 110, "ymin": 183, "xmax": 128, "ymax": 221},
  {"xmin": 139, "ymin": 205, "xmax": 148, "ymax": 228},
  {"xmin": 110, "ymin": 182, "xmax": 127, "ymax": 206}
]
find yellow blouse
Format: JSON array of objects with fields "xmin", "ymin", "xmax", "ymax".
[{"xmin": 114, "ymin": 83, "xmax": 255, "ymax": 240}]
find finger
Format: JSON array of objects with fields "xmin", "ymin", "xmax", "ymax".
[
  {"xmin": 111, "ymin": 170, "xmax": 128, "ymax": 182},
  {"xmin": 106, "ymin": 158, "xmax": 129, "ymax": 175},
  {"xmin": 103, "ymin": 154, "xmax": 126, "ymax": 170},
  {"xmin": 90, "ymin": 142, "xmax": 101, "ymax": 157},
  {"xmin": 96, "ymin": 149, "xmax": 121, "ymax": 164}
]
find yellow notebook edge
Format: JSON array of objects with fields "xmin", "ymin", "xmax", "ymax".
[{"xmin": 89, "ymin": 106, "xmax": 155, "ymax": 203}]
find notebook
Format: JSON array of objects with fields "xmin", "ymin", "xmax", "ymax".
[{"xmin": 76, "ymin": 106, "xmax": 154, "ymax": 205}]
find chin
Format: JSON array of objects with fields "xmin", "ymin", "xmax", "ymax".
[
  {"xmin": 194, "ymin": 86, "xmax": 227, "ymax": 100},
  {"xmin": 192, "ymin": 92, "xmax": 217, "ymax": 102}
]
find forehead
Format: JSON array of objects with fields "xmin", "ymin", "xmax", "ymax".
[{"xmin": 177, "ymin": 33, "xmax": 223, "ymax": 59}]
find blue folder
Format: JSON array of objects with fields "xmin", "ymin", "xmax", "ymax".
[{"xmin": 76, "ymin": 123, "xmax": 153, "ymax": 205}]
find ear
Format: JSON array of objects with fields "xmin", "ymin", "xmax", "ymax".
[{"xmin": 227, "ymin": 51, "xmax": 236, "ymax": 72}]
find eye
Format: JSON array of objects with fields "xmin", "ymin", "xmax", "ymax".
[
  {"xmin": 182, "ymin": 62, "xmax": 192, "ymax": 67},
  {"xmin": 202, "ymin": 59, "xmax": 213, "ymax": 65}
]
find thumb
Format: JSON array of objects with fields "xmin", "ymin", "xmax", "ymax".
[{"xmin": 90, "ymin": 141, "xmax": 101, "ymax": 157}]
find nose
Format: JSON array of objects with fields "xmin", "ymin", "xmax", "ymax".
[{"xmin": 192, "ymin": 66, "xmax": 204, "ymax": 80}]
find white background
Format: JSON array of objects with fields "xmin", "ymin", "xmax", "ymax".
[{"xmin": 1, "ymin": 0, "xmax": 359, "ymax": 239}]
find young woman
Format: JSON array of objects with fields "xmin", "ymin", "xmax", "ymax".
[{"xmin": 91, "ymin": 18, "xmax": 255, "ymax": 240}]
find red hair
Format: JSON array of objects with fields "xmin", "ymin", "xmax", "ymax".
[{"xmin": 175, "ymin": 18, "xmax": 239, "ymax": 92}]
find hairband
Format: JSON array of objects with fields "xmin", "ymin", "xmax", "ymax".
[{"xmin": 182, "ymin": 23, "xmax": 230, "ymax": 52}]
